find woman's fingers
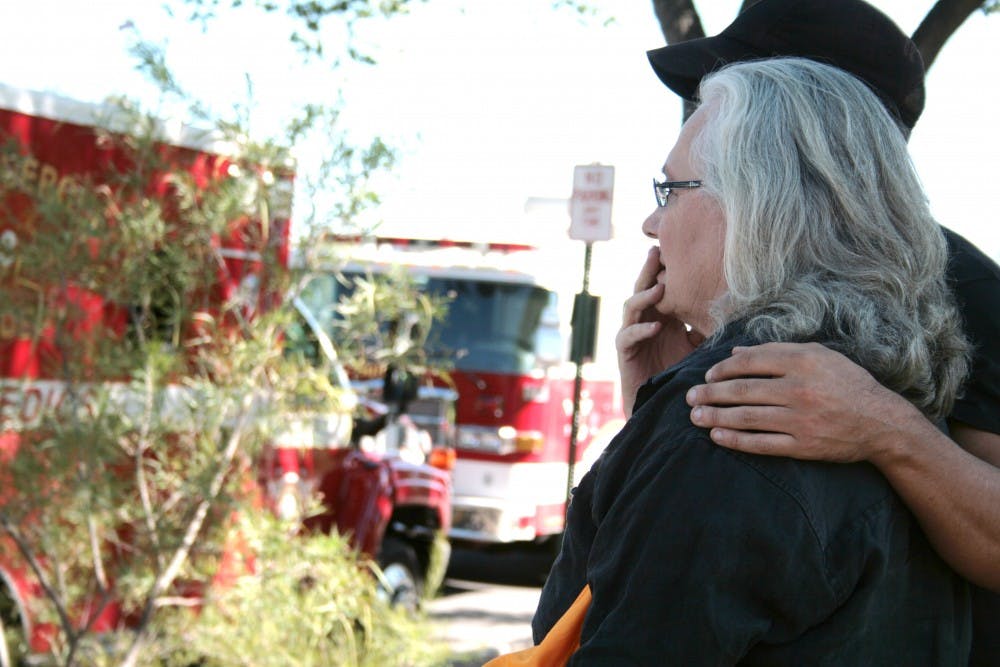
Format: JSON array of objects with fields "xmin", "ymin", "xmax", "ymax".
[
  {"xmin": 615, "ymin": 320, "xmax": 662, "ymax": 354},
  {"xmin": 622, "ymin": 283, "xmax": 664, "ymax": 326},
  {"xmin": 633, "ymin": 246, "xmax": 662, "ymax": 293}
]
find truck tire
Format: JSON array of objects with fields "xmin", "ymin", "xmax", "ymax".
[{"xmin": 377, "ymin": 537, "xmax": 423, "ymax": 612}]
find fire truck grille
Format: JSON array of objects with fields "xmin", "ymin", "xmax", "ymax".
[
  {"xmin": 406, "ymin": 394, "xmax": 454, "ymax": 447},
  {"xmin": 451, "ymin": 506, "xmax": 501, "ymax": 537}
]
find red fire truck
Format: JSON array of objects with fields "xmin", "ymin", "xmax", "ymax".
[
  {"xmin": 313, "ymin": 237, "xmax": 627, "ymax": 548},
  {"xmin": 0, "ymin": 84, "xmax": 452, "ymax": 659}
]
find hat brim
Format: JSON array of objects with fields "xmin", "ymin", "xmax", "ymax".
[{"xmin": 647, "ymin": 35, "xmax": 766, "ymax": 102}]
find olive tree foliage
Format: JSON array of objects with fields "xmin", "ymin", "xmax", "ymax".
[
  {"xmin": 0, "ymin": 111, "xmax": 439, "ymax": 667},
  {"xmin": 178, "ymin": 0, "xmax": 612, "ymax": 61},
  {"xmin": 126, "ymin": 32, "xmax": 397, "ymax": 260},
  {"xmin": 0, "ymin": 4, "xmax": 457, "ymax": 667},
  {"xmin": 650, "ymin": 0, "xmax": 996, "ymax": 122},
  {"xmin": 177, "ymin": 0, "xmax": 429, "ymax": 62},
  {"xmin": 2, "ymin": 110, "xmax": 267, "ymax": 667},
  {"xmin": 329, "ymin": 266, "xmax": 451, "ymax": 381}
]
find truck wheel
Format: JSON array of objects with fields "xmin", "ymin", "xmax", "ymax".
[{"xmin": 377, "ymin": 537, "xmax": 423, "ymax": 612}]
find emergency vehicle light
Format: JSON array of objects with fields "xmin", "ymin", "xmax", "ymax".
[
  {"xmin": 322, "ymin": 234, "xmax": 536, "ymax": 254},
  {"xmin": 428, "ymin": 446, "xmax": 457, "ymax": 471}
]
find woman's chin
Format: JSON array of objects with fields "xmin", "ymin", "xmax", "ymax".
[{"xmin": 653, "ymin": 302, "xmax": 684, "ymax": 323}]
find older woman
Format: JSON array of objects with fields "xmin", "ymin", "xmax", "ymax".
[{"xmin": 529, "ymin": 58, "xmax": 971, "ymax": 665}]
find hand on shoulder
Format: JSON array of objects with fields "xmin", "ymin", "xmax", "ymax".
[{"xmin": 685, "ymin": 341, "xmax": 926, "ymax": 462}]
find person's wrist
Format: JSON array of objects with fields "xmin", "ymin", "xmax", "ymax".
[{"xmin": 866, "ymin": 396, "xmax": 937, "ymax": 470}]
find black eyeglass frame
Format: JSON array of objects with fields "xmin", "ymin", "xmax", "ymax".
[{"xmin": 653, "ymin": 178, "xmax": 702, "ymax": 207}]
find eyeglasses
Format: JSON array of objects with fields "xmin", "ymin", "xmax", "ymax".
[{"xmin": 653, "ymin": 178, "xmax": 702, "ymax": 207}]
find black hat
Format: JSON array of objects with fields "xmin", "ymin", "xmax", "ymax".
[{"xmin": 646, "ymin": 0, "xmax": 925, "ymax": 130}]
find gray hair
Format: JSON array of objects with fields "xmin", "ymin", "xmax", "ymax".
[{"xmin": 693, "ymin": 58, "xmax": 967, "ymax": 420}]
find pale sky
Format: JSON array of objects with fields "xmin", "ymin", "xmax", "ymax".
[{"xmin": 1, "ymin": 0, "xmax": 997, "ymax": 361}]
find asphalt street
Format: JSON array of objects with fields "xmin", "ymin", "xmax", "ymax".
[{"xmin": 426, "ymin": 545, "xmax": 555, "ymax": 665}]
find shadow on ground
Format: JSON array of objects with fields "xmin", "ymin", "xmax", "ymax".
[{"xmin": 444, "ymin": 542, "xmax": 557, "ymax": 588}]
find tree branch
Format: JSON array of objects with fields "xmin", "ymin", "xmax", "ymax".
[
  {"xmin": 119, "ymin": 382, "xmax": 259, "ymax": 667},
  {"xmin": 135, "ymin": 357, "xmax": 164, "ymax": 571},
  {"xmin": 651, "ymin": 0, "xmax": 704, "ymax": 122},
  {"xmin": 651, "ymin": 1, "xmax": 767, "ymax": 121},
  {"xmin": 651, "ymin": 0, "xmax": 705, "ymax": 44},
  {"xmin": 911, "ymin": 0, "xmax": 986, "ymax": 70},
  {"xmin": 0, "ymin": 514, "xmax": 76, "ymax": 650}
]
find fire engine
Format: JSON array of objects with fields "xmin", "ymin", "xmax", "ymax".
[
  {"xmin": 312, "ymin": 236, "xmax": 627, "ymax": 547},
  {"xmin": 0, "ymin": 84, "xmax": 453, "ymax": 659}
]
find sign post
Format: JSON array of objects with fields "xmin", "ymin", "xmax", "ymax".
[{"xmin": 565, "ymin": 164, "xmax": 614, "ymax": 519}]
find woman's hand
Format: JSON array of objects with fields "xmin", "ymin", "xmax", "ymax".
[{"xmin": 616, "ymin": 247, "xmax": 704, "ymax": 416}]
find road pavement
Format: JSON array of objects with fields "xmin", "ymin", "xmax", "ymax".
[
  {"xmin": 425, "ymin": 545, "xmax": 554, "ymax": 665},
  {"xmin": 427, "ymin": 579, "xmax": 540, "ymax": 665}
]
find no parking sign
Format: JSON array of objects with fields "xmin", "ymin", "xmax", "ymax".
[{"xmin": 569, "ymin": 164, "xmax": 614, "ymax": 242}]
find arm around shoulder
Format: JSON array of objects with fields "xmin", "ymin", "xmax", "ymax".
[
  {"xmin": 872, "ymin": 415, "xmax": 1000, "ymax": 592},
  {"xmin": 687, "ymin": 341, "xmax": 1000, "ymax": 592}
]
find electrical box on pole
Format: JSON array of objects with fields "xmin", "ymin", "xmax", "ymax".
[{"xmin": 570, "ymin": 292, "xmax": 600, "ymax": 364}]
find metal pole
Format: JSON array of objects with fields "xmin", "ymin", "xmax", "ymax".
[{"xmin": 565, "ymin": 242, "xmax": 592, "ymax": 519}]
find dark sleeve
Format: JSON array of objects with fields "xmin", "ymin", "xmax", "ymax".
[
  {"xmin": 944, "ymin": 228, "xmax": 1000, "ymax": 434},
  {"xmin": 950, "ymin": 274, "xmax": 1000, "ymax": 434},
  {"xmin": 532, "ymin": 465, "xmax": 600, "ymax": 644},
  {"xmin": 570, "ymin": 437, "xmax": 839, "ymax": 665}
]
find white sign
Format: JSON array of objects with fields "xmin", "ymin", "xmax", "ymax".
[{"xmin": 569, "ymin": 164, "xmax": 614, "ymax": 242}]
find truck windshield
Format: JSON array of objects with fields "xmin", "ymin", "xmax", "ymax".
[
  {"xmin": 423, "ymin": 278, "xmax": 560, "ymax": 373},
  {"xmin": 303, "ymin": 271, "xmax": 563, "ymax": 374}
]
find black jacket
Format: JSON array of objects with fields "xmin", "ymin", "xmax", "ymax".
[
  {"xmin": 944, "ymin": 227, "xmax": 1000, "ymax": 667},
  {"xmin": 533, "ymin": 322, "xmax": 970, "ymax": 665}
]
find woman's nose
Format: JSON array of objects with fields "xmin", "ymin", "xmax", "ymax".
[{"xmin": 641, "ymin": 210, "xmax": 660, "ymax": 239}]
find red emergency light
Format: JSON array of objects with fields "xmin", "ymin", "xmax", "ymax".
[{"xmin": 323, "ymin": 234, "xmax": 536, "ymax": 254}]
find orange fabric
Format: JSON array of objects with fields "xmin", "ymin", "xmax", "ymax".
[{"xmin": 484, "ymin": 584, "xmax": 591, "ymax": 666}]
